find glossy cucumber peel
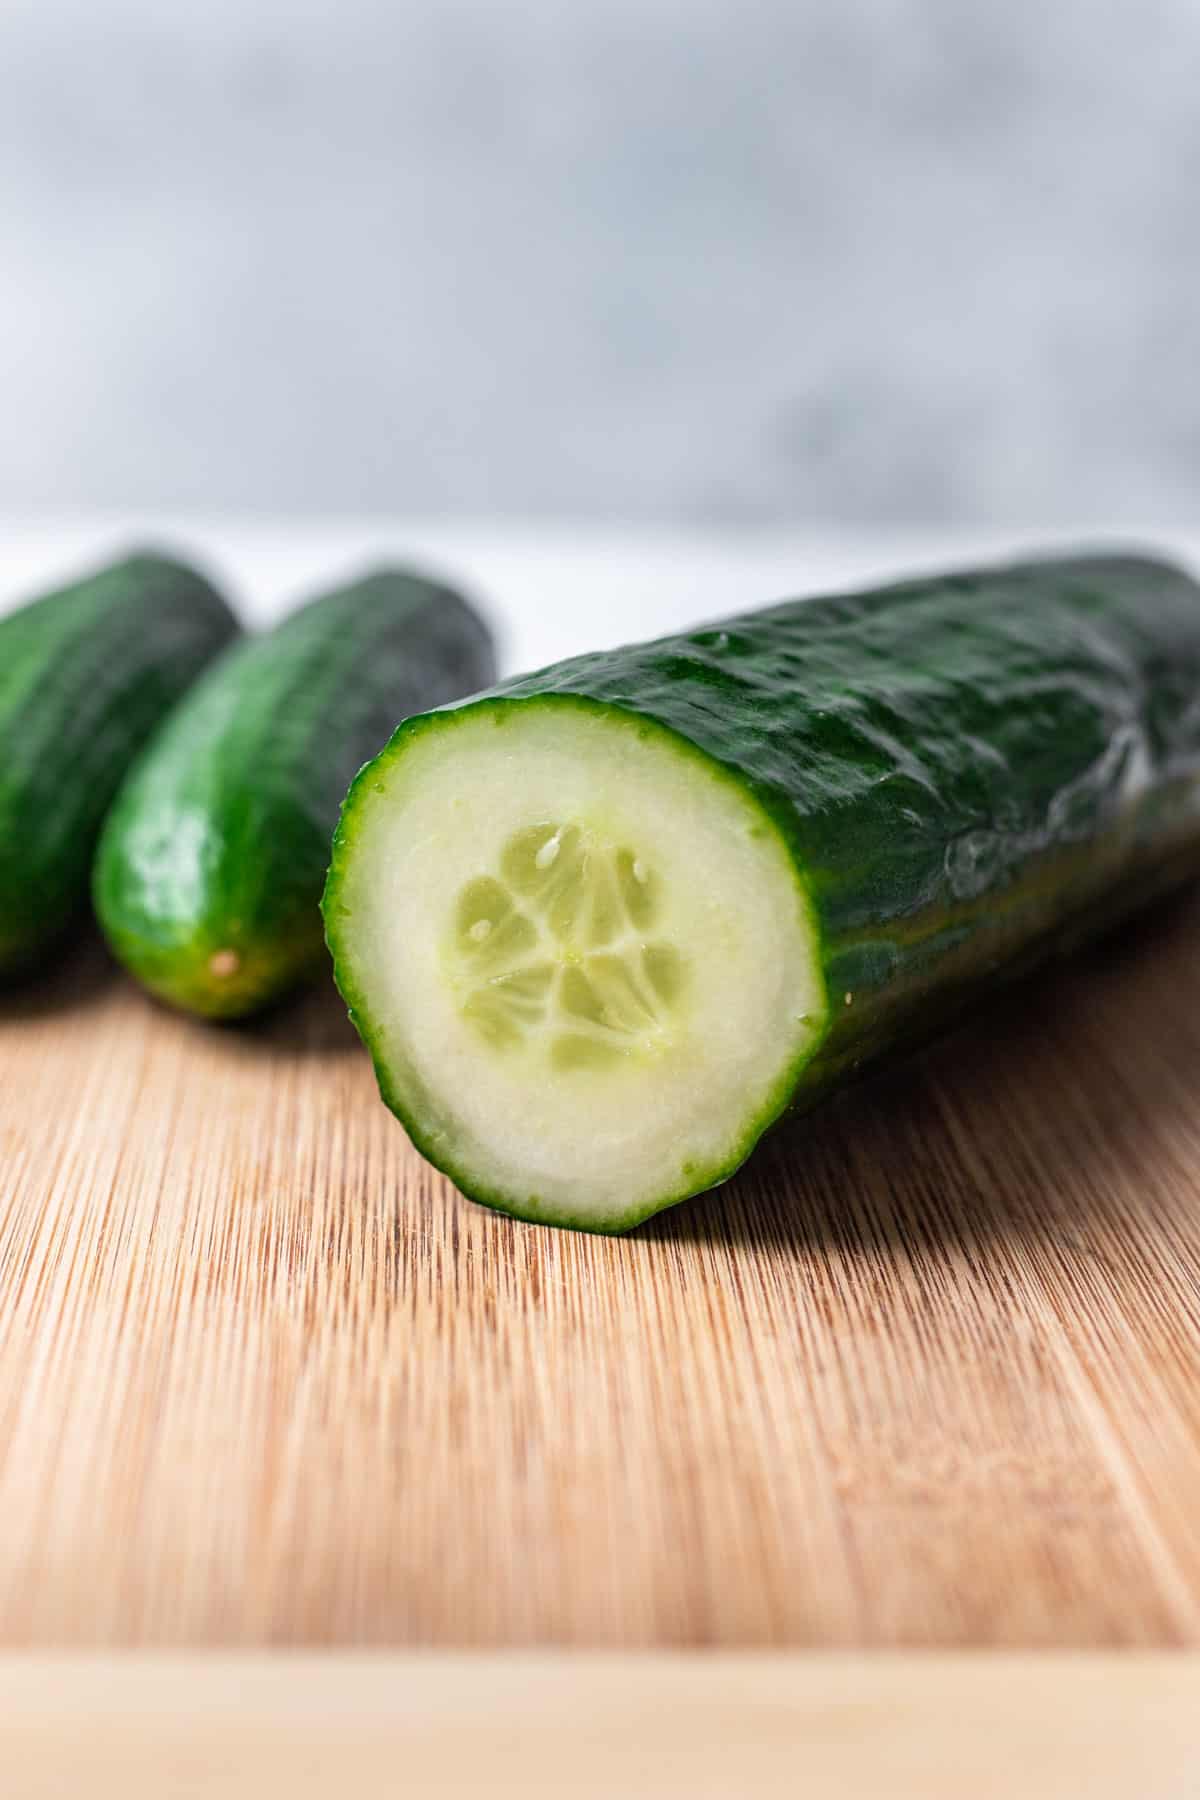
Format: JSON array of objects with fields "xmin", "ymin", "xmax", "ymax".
[
  {"xmin": 0, "ymin": 551, "xmax": 237, "ymax": 977},
  {"xmin": 324, "ymin": 553, "xmax": 1200, "ymax": 1234},
  {"xmin": 95, "ymin": 568, "xmax": 495, "ymax": 1017}
]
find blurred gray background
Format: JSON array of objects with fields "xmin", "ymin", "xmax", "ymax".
[{"xmin": 3, "ymin": 0, "xmax": 1197, "ymax": 524}]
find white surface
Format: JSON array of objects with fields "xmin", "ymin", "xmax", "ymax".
[{"xmin": 3, "ymin": 517, "xmax": 1200, "ymax": 676}]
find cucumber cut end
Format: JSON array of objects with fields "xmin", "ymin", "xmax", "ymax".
[{"xmin": 325, "ymin": 696, "xmax": 825, "ymax": 1231}]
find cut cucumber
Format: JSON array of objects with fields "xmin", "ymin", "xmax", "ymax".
[
  {"xmin": 0, "ymin": 551, "xmax": 237, "ymax": 977},
  {"xmin": 94, "ymin": 566, "xmax": 496, "ymax": 1017},
  {"xmin": 324, "ymin": 553, "xmax": 1200, "ymax": 1234}
]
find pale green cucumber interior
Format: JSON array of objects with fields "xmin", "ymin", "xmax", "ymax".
[{"xmin": 334, "ymin": 700, "xmax": 826, "ymax": 1228}]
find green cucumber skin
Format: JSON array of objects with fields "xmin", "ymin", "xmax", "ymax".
[
  {"xmin": 95, "ymin": 568, "xmax": 496, "ymax": 1017},
  {"xmin": 326, "ymin": 552, "xmax": 1200, "ymax": 1233},
  {"xmin": 0, "ymin": 552, "xmax": 238, "ymax": 975}
]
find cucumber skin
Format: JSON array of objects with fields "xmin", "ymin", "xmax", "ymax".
[
  {"xmin": 95, "ymin": 568, "xmax": 496, "ymax": 1018},
  {"xmin": 0, "ymin": 552, "xmax": 238, "ymax": 976},
  {"xmin": 325, "ymin": 552, "xmax": 1200, "ymax": 1234}
]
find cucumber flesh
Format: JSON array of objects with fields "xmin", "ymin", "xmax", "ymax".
[{"xmin": 327, "ymin": 697, "xmax": 821, "ymax": 1231}]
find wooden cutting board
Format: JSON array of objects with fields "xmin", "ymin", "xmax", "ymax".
[
  {"xmin": 5, "ymin": 1656, "xmax": 1199, "ymax": 1797},
  {"xmin": 3, "ymin": 891, "xmax": 1200, "ymax": 1648}
]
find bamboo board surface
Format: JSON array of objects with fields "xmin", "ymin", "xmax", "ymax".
[
  {"xmin": 3, "ymin": 1656, "xmax": 1198, "ymax": 1798},
  {"xmin": 3, "ymin": 889, "xmax": 1200, "ymax": 1647}
]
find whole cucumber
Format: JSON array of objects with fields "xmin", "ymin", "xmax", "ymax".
[
  {"xmin": 95, "ymin": 567, "xmax": 496, "ymax": 1017},
  {"xmin": 0, "ymin": 551, "xmax": 237, "ymax": 976},
  {"xmin": 323, "ymin": 552, "xmax": 1200, "ymax": 1233}
]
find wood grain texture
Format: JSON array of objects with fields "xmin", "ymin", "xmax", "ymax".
[
  {"xmin": 3, "ymin": 1656, "xmax": 1199, "ymax": 1799},
  {"xmin": 3, "ymin": 890, "xmax": 1200, "ymax": 1646}
]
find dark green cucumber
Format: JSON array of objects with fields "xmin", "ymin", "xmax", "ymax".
[
  {"xmin": 323, "ymin": 552, "xmax": 1200, "ymax": 1234},
  {"xmin": 94, "ymin": 567, "xmax": 496, "ymax": 1017},
  {"xmin": 0, "ymin": 551, "xmax": 237, "ymax": 977}
]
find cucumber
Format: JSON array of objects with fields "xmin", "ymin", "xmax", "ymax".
[
  {"xmin": 323, "ymin": 552, "xmax": 1200, "ymax": 1234},
  {"xmin": 94, "ymin": 567, "xmax": 496, "ymax": 1018},
  {"xmin": 0, "ymin": 551, "xmax": 237, "ymax": 977}
]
